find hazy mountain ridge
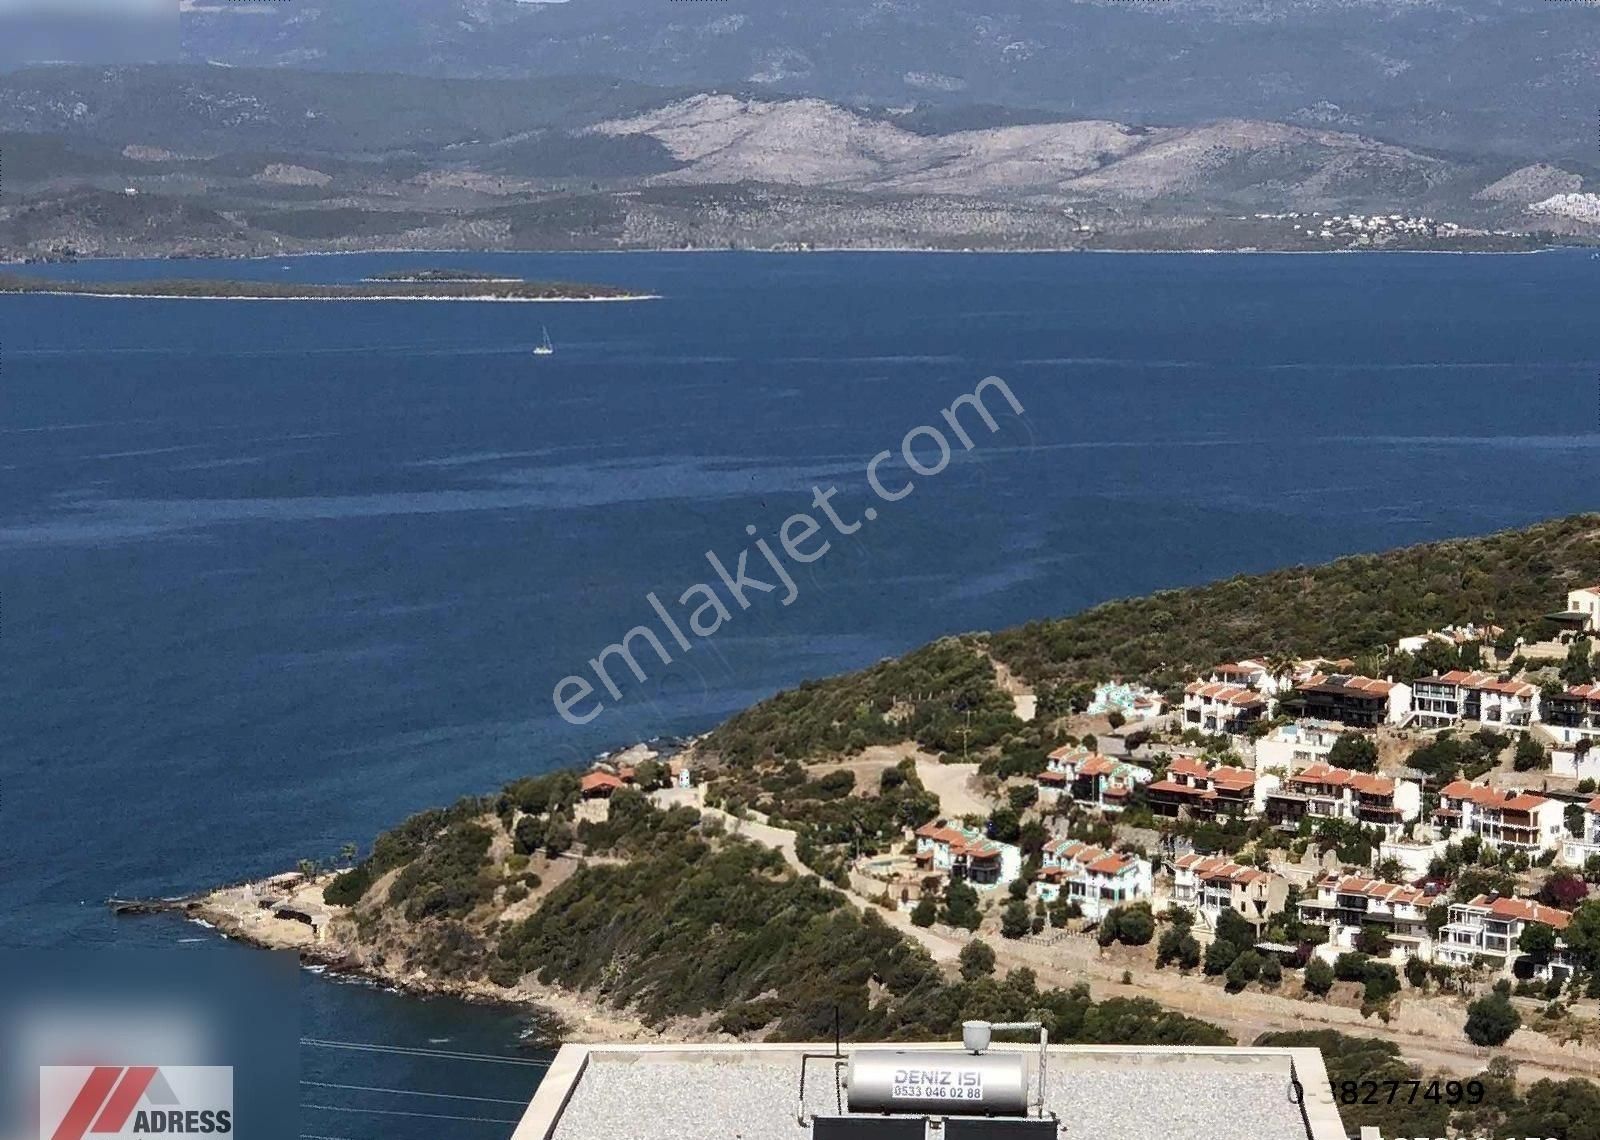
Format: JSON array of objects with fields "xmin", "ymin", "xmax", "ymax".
[
  {"xmin": 0, "ymin": 70, "xmax": 1593, "ymax": 258},
  {"xmin": 165, "ymin": 0, "xmax": 1600, "ymax": 162}
]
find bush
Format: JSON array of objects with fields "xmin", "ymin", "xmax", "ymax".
[
  {"xmin": 1002, "ymin": 900, "xmax": 1031, "ymax": 939},
  {"xmin": 1205, "ymin": 939, "xmax": 1241, "ymax": 976},
  {"xmin": 911, "ymin": 895, "xmax": 937, "ymax": 927},
  {"xmin": 941, "ymin": 881, "xmax": 982, "ymax": 931},
  {"xmin": 1303, "ymin": 957, "xmax": 1335, "ymax": 996},
  {"xmin": 1101, "ymin": 904, "xmax": 1155, "ymax": 947},
  {"xmin": 1465, "ymin": 992, "xmax": 1521, "ymax": 1047},
  {"xmin": 959, "ymin": 939, "xmax": 997, "ymax": 981},
  {"xmin": 1259, "ymin": 956, "xmax": 1283, "ymax": 986},
  {"xmin": 1225, "ymin": 951, "xmax": 1263, "ymax": 992},
  {"xmin": 1157, "ymin": 927, "xmax": 1201, "ymax": 970}
]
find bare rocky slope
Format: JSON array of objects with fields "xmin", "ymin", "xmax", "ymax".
[{"xmin": 0, "ymin": 72, "xmax": 1593, "ymax": 257}]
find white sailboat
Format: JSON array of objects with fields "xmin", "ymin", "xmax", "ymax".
[{"xmin": 532, "ymin": 326, "xmax": 555, "ymax": 356}]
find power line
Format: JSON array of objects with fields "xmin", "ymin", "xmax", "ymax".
[
  {"xmin": 304, "ymin": 1103, "xmax": 520, "ymax": 1125},
  {"xmin": 302, "ymin": 1079, "xmax": 528, "ymax": 1105},
  {"xmin": 300, "ymin": 1038, "xmax": 552, "ymax": 1067}
]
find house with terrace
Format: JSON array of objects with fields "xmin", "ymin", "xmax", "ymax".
[
  {"xmin": 1182, "ymin": 681, "xmax": 1269, "ymax": 736},
  {"xmin": 1434, "ymin": 781, "xmax": 1565, "ymax": 855},
  {"xmin": 1035, "ymin": 839, "xmax": 1153, "ymax": 920},
  {"xmin": 1560, "ymin": 796, "xmax": 1600, "ymax": 869},
  {"xmin": 1281, "ymin": 674, "xmax": 1409, "ymax": 728},
  {"xmin": 1546, "ymin": 683, "xmax": 1600, "ymax": 732},
  {"xmin": 1434, "ymin": 894, "xmax": 1574, "ymax": 980},
  {"xmin": 1411, "ymin": 670, "xmax": 1540, "ymax": 730},
  {"xmin": 1262, "ymin": 764, "xmax": 1421, "ymax": 837},
  {"xmin": 1295, "ymin": 875, "xmax": 1434, "ymax": 962},
  {"xmin": 1168, "ymin": 853, "xmax": 1288, "ymax": 934},
  {"xmin": 1253, "ymin": 722, "xmax": 1346, "ymax": 776},
  {"xmin": 913, "ymin": 819, "xmax": 1021, "ymax": 888},
  {"xmin": 1038, "ymin": 752, "xmax": 1153, "ymax": 813},
  {"xmin": 1146, "ymin": 758, "xmax": 1265, "ymax": 820}
]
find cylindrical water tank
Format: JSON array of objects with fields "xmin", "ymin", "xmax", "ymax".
[{"xmin": 844, "ymin": 1050, "xmax": 1030, "ymax": 1116}]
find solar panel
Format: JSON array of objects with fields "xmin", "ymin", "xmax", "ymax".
[
  {"xmin": 943, "ymin": 1119, "xmax": 1060, "ymax": 1140},
  {"xmin": 811, "ymin": 1116, "xmax": 927, "ymax": 1140}
]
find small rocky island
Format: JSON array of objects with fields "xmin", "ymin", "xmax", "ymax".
[{"xmin": 0, "ymin": 274, "xmax": 650, "ymax": 301}]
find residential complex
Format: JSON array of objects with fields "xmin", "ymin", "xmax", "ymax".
[
  {"xmin": 1035, "ymin": 838, "xmax": 1153, "ymax": 919},
  {"xmin": 1181, "ymin": 681, "xmax": 1268, "ymax": 735},
  {"xmin": 1296, "ymin": 875, "xmax": 1433, "ymax": 960},
  {"xmin": 1281, "ymin": 674, "xmax": 1409, "ymax": 728},
  {"xmin": 1434, "ymin": 781, "xmax": 1565, "ymax": 854},
  {"xmin": 1411, "ymin": 670, "xmax": 1540, "ymax": 730},
  {"xmin": 1146, "ymin": 758, "xmax": 1263, "ymax": 819},
  {"xmin": 914, "ymin": 819, "xmax": 1022, "ymax": 888},
  {"xmin": 1037, "ymin": 747, "xmax": 1152, "ymax": 812},
  {"xmin": 1262, "ymin": 764, "xmax": 1421, "ymax": 837},
  {"xmin": 1169, "ymin": 853, "xmax": 1289, "ymax": 933},
  {"xmin": 1434, "ymin": 894, "xmax": 1575, "ymax": 979}
]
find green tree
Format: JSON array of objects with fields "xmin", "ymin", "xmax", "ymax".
[
  {"xmin": 1157, "ymin": 927, "xmax": 1201, "ymax": 969},
  {"xmin": 1513, "ymin": 736, "xmax": 1546, "ymax": 773},
  {"xmin": 1113, "ymin": 905, "xmax": 1155, "ymax": 946},
  {"xmin": 941, "ymin": 880, "xmax": 982, "ymax": 931},
  {"xmin": 1204, "ymin": 938, "xmax": 1241, "ymax": 976},
  {"xmin": 1327, "ymin": 735, "xmax": 1378, "ymax": 772},
  {"xmin": 1001, "ymin": 899, "xmax": 1031, "ymax": 939},
  {"xmin": 1215, "ymin": 908, "xmax": 1255, "ymax": 949},
  {"xmin": 1564, "ymin": 901, "xmax": 1600, "ymax": 971},
  {"xmin": 959, "ymin": 938, "xmax": 997, "ymax": 980},
  {"xmin": 1303, "ymin": 957, "xmax": 1334, "ymax": 996},
  {"xmin": 1225, "ymin": 950, "xmax": 1262, "ymax": 991},
  {"xmin": 1355, "ymin": 925, "xmax": 1392, "ymax": 957},
  {"xmin": 911, "ymin": 895, "xmax": 937, "ymax": 927},
  {"xmin": 1465, "ymin": 991, "xmax": 1521, "ymax": 1047},
  {"xmin": 544, "ymin": 820, "xmax": 573, "ymax": 858}
]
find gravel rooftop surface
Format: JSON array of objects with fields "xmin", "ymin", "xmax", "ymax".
[{"xmin": 548, "ymin": 1052, "xmax": 1313, "ymax": 1140}]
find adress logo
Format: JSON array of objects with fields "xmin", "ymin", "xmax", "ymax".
[{"xmin": 40, "ymin": 1067, "xmax": 233, "ymax": 1140}]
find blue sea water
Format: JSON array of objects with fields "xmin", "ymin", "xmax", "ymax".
[{"xmin": 1, "ymin": 250, "xmax": 1597, "ymax": 1134}]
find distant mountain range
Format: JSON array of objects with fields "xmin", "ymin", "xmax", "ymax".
[
  {"xmin": 168, "ymin": 0, "xmax": 1600, "ymax": 163},
  {"xmin": 0, "ymin": 65, "xmax": 1595, "ymax": 257}
]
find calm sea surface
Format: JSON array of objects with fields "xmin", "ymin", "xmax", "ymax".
[{"xmin": 2, "ymin": 250, "xmax": 1597, "ymax": 1133}]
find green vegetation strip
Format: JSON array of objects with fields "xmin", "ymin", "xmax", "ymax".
[{"xmin": 0, "ymin": 274, "xmax": 643, "ymax": 300}]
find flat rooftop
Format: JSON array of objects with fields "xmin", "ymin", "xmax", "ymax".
[{"xmin": 510, "ymin": 1043, "xmax": 1348, "ymax": 1140}]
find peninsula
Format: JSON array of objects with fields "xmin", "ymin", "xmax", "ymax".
[
  {"xmin": 0, "ymin": 274, "xmax": 651, "ymax": 302},
  {"xmin": 134, "ymin": 514, "xmax": 1600, "ymax": 1139}
]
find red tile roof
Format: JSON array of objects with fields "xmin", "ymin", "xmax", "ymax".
[
  {"xmin": 1438, "ymin": 781, "xmax": 1550, "ymax": 812},
  {"xmin": 1290, "ymin": 763, "xmax": 1396, "ymax": 796},
  {"xmin": 581, "ymin": 771, "xmax": 623, "ymax": 794},
  {"xmin": 1464, "ymin": 894, "xmax": 1572, "ymax": 930},
  {"xmin": 1209, "ymin": 766, "xmax": 1256, "ymax": 792},
  {"xmin": 1172, "ymin": 854, "xmax": 1269, "ymax": 885},
  {"xmin": 1318, "ymin": 874, "xmax": 1426, "ymax": 906},
  {"xmin": 1185, "ymin": 681, "xmax": 1266, "ymax": 707}
]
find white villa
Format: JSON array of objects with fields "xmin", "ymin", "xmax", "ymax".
[
  {"xmin": 1561, "ymin": 796, "xmax": 1600, "ymax": 869},
  {"xmin": 913, "ymin": 820, "xmax": 1022, "ymax": 889},
  {"xmin": 1434, "ymin": 781, "xmax": 1565, "ymax": 855},
  {"xmin": 1263, "ymin": 763, "xmax": 1421, "ymax": 838},
  {"xmin": 1252, "ymin": 722, "xmax": 1346, "ymax": 775},
  {"xmin": 1566, "ymin": 585, "xmax": 1600, "ymax": 632},
  {"xmin": 1435, "ymin": 894, "xmax": 1575, "ymax": 980},
  {"xmin": 1296, "ymin": 875, "xmax": 1434, "ymax": 962},
  {"xmin": 1035, "ymin": 839, "xmax": 1152, "ymax": 920},
  {"xmin": 1169, "ymin": 853, "xmax": 1289, "ymax": 934}
]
